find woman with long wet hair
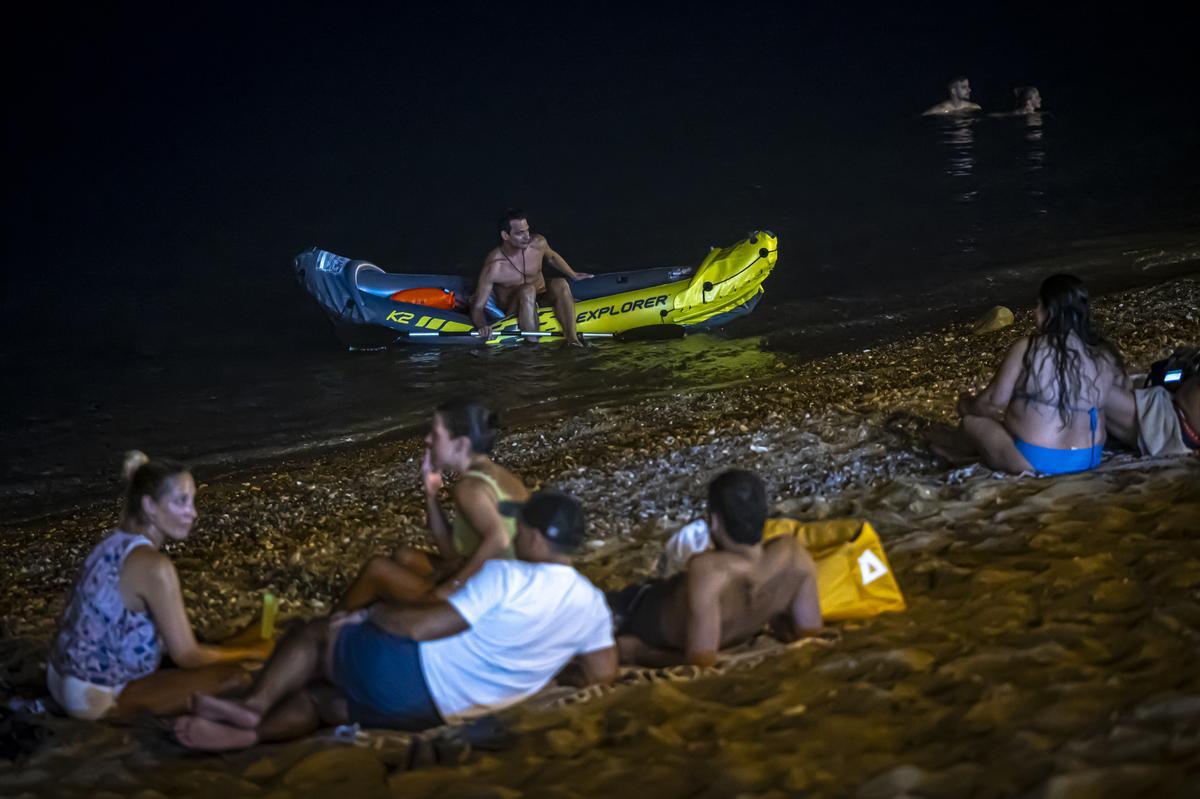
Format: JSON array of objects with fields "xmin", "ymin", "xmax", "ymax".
[
  {"xmin": 337, "ymin": 399, "xmax": 530, "ymax": 609},
  {"xmin": 929, "ymin": 274, "xmax": 1125, "ymax": 475},
  {"xmin": 49, "ymin": 453, "xmax": 272, "ymax": 720}
]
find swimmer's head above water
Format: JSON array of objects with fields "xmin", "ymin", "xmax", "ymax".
[
  {"xmin": 949, "ymin": 76, "xmax": 972, "ymax": 102},
  {"xmin": 923, "ymin": 76, "xmax": 982, "ymax": 116},
  {"xmin": 1014, "ymin": 86, "xmax": 1042, "ymax": 114}
]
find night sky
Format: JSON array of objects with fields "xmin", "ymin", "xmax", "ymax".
[{"xmin": 5, "ymin": 2, "xmax": 1196, "ymax": 349}]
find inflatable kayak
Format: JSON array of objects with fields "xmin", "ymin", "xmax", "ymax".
[{"xmin": 295, "ymin": 231, "xmax": 777, "ymax": 347}]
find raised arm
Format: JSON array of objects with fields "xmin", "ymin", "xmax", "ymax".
[
  {"xmin": 536, "ymin": 236, "xmax": 591, "ymax": 280},
  {"xmin": 421, "ymin": 450, "xmax": 455, "ymax": 559},
  {"xmin": 470, "ymin": 260, "xmax": 499, "ymax": 338},
  {"xmin": 961, "ymin": 337, "xmax": 1030, "ymax": 420},
  {"xmin": 435, "ymin": 477, "xmax": 512, "ymax": 598},
  {"xmin": 128, "ymin": 550, "xmax": 271, "ymax": 668}
]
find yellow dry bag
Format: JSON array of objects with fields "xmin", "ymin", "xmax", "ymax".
[{"xmin": 763, "ymin": 518, "xmax": 906, "ymax": 622}]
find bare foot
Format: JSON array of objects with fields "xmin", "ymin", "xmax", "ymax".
[
  {"xmin": 930, "ymin": 441, "xmax": 979, "ymax": 467},
  {"xmin": 927, "ymin": 424, "xmax": 978, "ymax": 465},
  {"xmin": 174, "ymin": 715, "xmax": 258, "ymax": 751},
  {"xmin": 191, "ymin": 692, "xmax": 262, "ymax": 729}
]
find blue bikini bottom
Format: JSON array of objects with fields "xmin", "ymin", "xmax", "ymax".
[{"xmin": 1013, "ymin": 438, "xmax": 1103, "ymax": 475}]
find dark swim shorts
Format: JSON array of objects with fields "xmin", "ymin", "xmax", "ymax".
[
  {"xmin": 333, "ymin": 622, "xmax": 444, "ymax": 730},
  {"xmin": 605, "ymin": 576, "xmax": 681, "ymax": 651}
]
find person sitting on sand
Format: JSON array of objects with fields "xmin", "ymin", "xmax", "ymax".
[
  {"xmin": 471, "ymin": 209, "xmax": 594, "ymax": 345},
  {"xmin": 48, "ymin": 452, "xmax": 273, "ymax": 721},
  {"xmin": 928, "ymin": 274, "xmax": 1125, "ymax": 475},
  {"xmin": 607, "ymin": 470, "xmax": 822, "ymax": 668},
  {"xmin": 174, "ymin": 492, "xmax": 617, "ymax": 750},
  {"xmin": 1105, "ymin": 350, "xmax": 1200, "ymax": 457},
  {"xmin": 923, "ymin": 76, "xmax": 983, "ymax": 116},
  {"xmin": 337, "ymin": 399, "xmax": 530, "ymax": 610}
]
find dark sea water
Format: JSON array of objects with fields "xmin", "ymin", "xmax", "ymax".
[{"xmin": 3, "ymin": 6, "xmax": 1198, "ymax": 521}]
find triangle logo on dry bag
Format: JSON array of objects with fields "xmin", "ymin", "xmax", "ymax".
[{"xmin": 858, "ymin": 550, "xmax": 888, "ymax": 586}]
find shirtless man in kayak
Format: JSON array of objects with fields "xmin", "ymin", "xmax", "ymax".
[
  {"xmin": 606, "ymin": 470, "xmax": 823, "ymax": 668},
  {"xmin": 471, "ymin": 209, "xmax": 593, "ymax": 345}
]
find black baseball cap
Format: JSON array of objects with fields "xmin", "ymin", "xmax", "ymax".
[{"xmin": 514, "ymin": 491, "xmax": 586, "ymax": 552}]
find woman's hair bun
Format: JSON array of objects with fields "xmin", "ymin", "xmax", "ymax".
[{"xmin": 122, "ymin": 450, "xmax": 150, "ymax": 482}]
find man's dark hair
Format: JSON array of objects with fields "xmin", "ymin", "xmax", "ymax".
[
  {"xmin": 497, "ymin": 208, "xmax": 527, "ymax": 239},
  {"xmin": 520, "ymin": 491, "xmax": 586, "ymax": 553},
  {"xmin": 708, "ymin": 469, "xmax": 767, "ymax": 545}
]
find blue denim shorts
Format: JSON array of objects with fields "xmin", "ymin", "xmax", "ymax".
[{"xmin": 333, "ymin": 622, "xmax": 443, "ymax": 730}]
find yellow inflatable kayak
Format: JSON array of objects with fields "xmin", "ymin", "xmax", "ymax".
[{"xmin": 295, "ymin": 231, "xmax": 778, "ymax": 347}]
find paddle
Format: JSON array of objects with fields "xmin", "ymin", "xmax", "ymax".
[{"xmin": 398, "ymin": 325, "xmax": 687, "ymax": 343}]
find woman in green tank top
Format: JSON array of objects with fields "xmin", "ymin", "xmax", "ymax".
[{"xmin": 338, "ymin": 399, "xmax": 530, "ymax": 610}]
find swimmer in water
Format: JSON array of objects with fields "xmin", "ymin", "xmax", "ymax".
[
  {"xmin": 923, "ymin": 76, "xmax": 982, "ymax": 116},
  {"xmin": 991, "ymin": 86, "xmax": 1043, "ymax": 117}
]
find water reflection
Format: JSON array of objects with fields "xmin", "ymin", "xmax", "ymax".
[
  {"xmin": 1023, "ymin": 113, "xmax": 1048, "ymax": 216},
  {"xmin": 932, "ymin": 115, "xmax": 981, "ymax": 254},
  {"xmin": 939, "ymin": 115, "xmax": 978, "ymax": 197}
]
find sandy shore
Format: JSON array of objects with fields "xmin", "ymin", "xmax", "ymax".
[{"xmin": 2, "ymin": 277, "xmax": 1198, "ymax": 798}]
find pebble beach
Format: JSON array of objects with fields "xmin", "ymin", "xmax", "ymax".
[{"xmin": 2, "ymin": 276, "xmax": 1198, "ymax": 798}]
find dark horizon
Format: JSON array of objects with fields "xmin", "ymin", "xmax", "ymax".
[
  {"xmin": 9, "ymin": 4, "xmax": 1196, "ymax": 283},
  {"xmin": 3, "ymin": 2, "xmax": 1198, "ymax": 505}
]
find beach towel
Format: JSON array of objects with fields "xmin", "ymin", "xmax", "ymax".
[{"xmin": 1135, "ymin": 387, "xmax": 1194, "ymax": 457}]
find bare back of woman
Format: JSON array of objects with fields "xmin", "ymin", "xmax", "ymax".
[{"xmin": 929, "ymin": 274, "xmax": 1125, "ymax": 476}]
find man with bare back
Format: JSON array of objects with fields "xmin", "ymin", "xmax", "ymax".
[
  {"xmin": 471, "ymin": 209, "xmax": 593, "ymax": 345},
  {"xmin": 607, "ymin": 470, "xmax": 823, "ymax": 668}
]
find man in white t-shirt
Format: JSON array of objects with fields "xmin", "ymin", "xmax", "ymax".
[{"xmin": 175, "ymin": 492, "xmax": 616, "ymax": 751}]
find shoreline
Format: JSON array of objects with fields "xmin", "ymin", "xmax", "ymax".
[
  {"xmin": 5, "ymin": 248, "xmax": 1198, "ymax": 529},
  {"xmin": 1, "ymin": 276, "xmax": 1198, "ymax": 797},
  {"xmin": 3, "ymin": 275, "xmax": 1197, "ymax": 634}
]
